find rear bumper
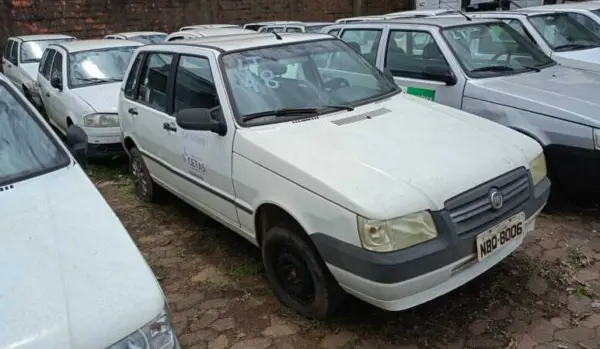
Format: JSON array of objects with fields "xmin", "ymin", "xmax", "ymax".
[{"xmin": 312, "ymin": 175, "xmax": 550, "ymax": 311}]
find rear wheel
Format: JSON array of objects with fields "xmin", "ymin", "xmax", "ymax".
[
  {"xmin": 130, "ymin": 147, "xmax": 161, "ymax": 202},
  {"xmin": 261, "ymin": 224, "xmax": 345, "ymax": 319}
]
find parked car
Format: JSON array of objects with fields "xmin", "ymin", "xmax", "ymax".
[
  {"xmin": 258, "ymin": 22, "xmax": 334, "ymax": 33},
  {"xmin": 37, "ymin": 39, "xmax": 143, "ymax": 159},
  {"xmin": 458, "ymin": 11, "xmax": 600, "ymax": 72},
  {"xmin": 242, "ymin": 21, "xmax": 303, "ymax": 31},
  {"xmin": 180, "ymin": 24, "xmax": 240, "ymax": 31},
  {"xmin": 2, "ymin": 34, "xmax": 75, "ymax": 107},
  {"xmin": 119, "ymin": 32, "xmax": 549, "ymax": 319},
  {"xmin": 521, "ymin": 1, "xmax": 600, "ymax": 33},
  {"xmin": 0, "ymin": 72, "xmax": 180, "ymax": 349},
  {"xmin": 164, "ymin": 27, "xmax": 255, "ymax": 42},
  {"xmin": 326, "ymin": 17, "xmax": 600, "ymax": 191},
  {"xmin": 104, "ymin": 31, "xmax": 168, "ymax": 44}
]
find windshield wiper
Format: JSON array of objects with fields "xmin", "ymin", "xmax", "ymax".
[
  {"xmin": 320, "ymin": 104, "xmax": 354, "ymax": 111},
  {"xmin": 471, "ymin": 65, "xmax": 515, "ymax": 73},
  {"xmin": 516, "ymin": 64, "xmax": 541, "ymax": 72},
  {"xmin": 554, "ymin": 43, "xmax": 590, "ymax": 51},
  {"xmin": 242, "ymin": 108, "xmax": 319, "ymax": 122},
  {"xmin": 75, "ymin": 77, "xmax": 122, "ymax": 83}
]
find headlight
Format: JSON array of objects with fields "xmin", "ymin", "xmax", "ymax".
[
  {"xmin": 107, "ymin": 306, "xmax": 176, "ymax": 349},
  {"xmin": 529, "ymin": 153, "xmax": 547, "ymax": 186},
  {"xmin": 83, "ymin": 113, "xmax": 119, "ymax": 127},
  {"xmin": 594, "ymin": 129, "xmax": 600, "ymax": 150},
  {"xmin": 357, "ymin": 211, "xmax": 438, "ymax": 252}
]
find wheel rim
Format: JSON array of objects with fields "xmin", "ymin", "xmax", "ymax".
[
  {"xmin": 273, "ymin": 247, "xmax": 315, "ymax": 306},
  {"xmin": 131, "ymin": 155, "xmax": 149, "ymax": 198}
]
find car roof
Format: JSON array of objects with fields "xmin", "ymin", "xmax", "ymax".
[
  {"xmin": 156, "ymin": 32, "xmax": 333, "ymax": 52},
  {"xmin": 12, "ymin": 34, "xmax": 74, "ymax": 42},
  {"xmin": 462, "ymin": 10, "xmax": 556, "ymax": 16},
  {"xmin": 51, "ymin": 39, "xmax": 143, "ymax": 52},
  {"xmin": 384, "ymin": 9, "xmax": 459, "ymax": 16},
  {"xmin": 522, "ymin": 2, "xmax": 600, "ymax": 11},
  {"xmin": 108, "ymin": 31, "xmax": 167, "ymax": 37},
  {"xmin": 181, "ymin": 24, "xmax": 240, "ymax": 30},
  {"xmin": 171, "ymin": 27, "xmax": 255, "ymax": 36},
  {"xmin": 245, "ymin": 21, "xmax": 303, "ymax": 25},
  {"xmin": 339, "ymin": 16, "xmax": 500, "ymax": 27}
]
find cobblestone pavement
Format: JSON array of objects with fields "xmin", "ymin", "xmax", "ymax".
[{"xmin": 91, "ymin": 167, "xmax": 600, "ymax": 349}]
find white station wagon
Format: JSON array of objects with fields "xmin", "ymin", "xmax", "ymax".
[
  {"xmin": 119, "ymin": 32, "xmax": 550, "ymax": 318},
  {"xmin": 37, "ymin": 39, "xmax": 143, "ymax": 158}
]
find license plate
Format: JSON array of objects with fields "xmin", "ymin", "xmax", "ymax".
[{"xmin": 476, "ymin": 212, "xmax": 525, "ymax": 261}]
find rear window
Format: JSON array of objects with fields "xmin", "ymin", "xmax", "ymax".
[{"xmin": 0, "ymin": 81, "xmax": 70, "ymax": 186}]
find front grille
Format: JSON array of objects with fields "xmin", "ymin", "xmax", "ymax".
[{"xmin": 445, "ymin": 167, "xmax": 530, "ymax": 236}]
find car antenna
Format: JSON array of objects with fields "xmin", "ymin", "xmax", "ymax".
[{"xmin": 271, "ymin": 32, "xmax": 283, "ymax": 40}]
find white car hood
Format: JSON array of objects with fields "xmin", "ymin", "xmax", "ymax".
[
  {"xmin": 552, "ymin": 47, "xmax": 600, "ymax": 72},
  {"xmin": 234, "ymin": 94, "xmax": 541, "ymax": 219},
  {"xmin": 20, "ymin": 63, "xmax": 38, "ymax": 82},
  {"xmin": 0, "ymin": 164, "xmax": 164, "ymax": 349},
  {"xmin": 71, "ymin": 82, "xmax": 121, "ymax": 113}
]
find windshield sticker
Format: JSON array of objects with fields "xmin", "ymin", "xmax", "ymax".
[
  {"xmin": 230, "ymin": 56, "xmax": 281, "ymax": 90},
  {"xmin": 396, "ymin": 85, "xmax": 436, "ymax": 101}
]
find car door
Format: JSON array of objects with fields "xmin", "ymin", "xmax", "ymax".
[
  {"xmin": 38, "ymin": 49, "xmax": 57, "ymax": 118},
  {"xmin": 382, "ymin": 28, "xmax": 464, "ymax": 107},
  {"xmin": 46, "ymin": 50, "xmax": 69, "ymax": 132},
  {"xmin": 127, "ymin": 51, "xmax": 178, "ymax": 187},
  {"xmin": 171, "ymin": 52, "xmax": 238, "ymax": 224}
]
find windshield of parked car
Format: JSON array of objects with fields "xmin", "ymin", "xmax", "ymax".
[
  {"xmin": 69, "ymin": 46, "xmax": 137, "ymax": 88},
  {"xmin": 221, "ymin": 39, "xmax": 398, "ymax": 125},
  {"xmin": 306, "ymin": 25, "xmax": 329, "ymax": 33},
  {"xmin": 20, "ymin": 38, "xmax": 74, "ymax": 63},
  {"xmin": 0, "ymin": 82, "xmax": 70, "ymax": 186},
  {"xmin": 528, "ymin": 13, "xmax": 600, "ymax": 51},
  {"xmin": 130, "ymin": 34, "xmax": 168, "ymax": 44},
  {"xmin": 592, "ymin": 9, "xmax": 600, "ymax": 18},
  {"xmin": 442, "ymin": 22, "xmax": 555, "ymax": 78}
]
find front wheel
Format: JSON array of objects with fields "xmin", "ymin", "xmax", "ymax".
[{"xmin": 261, "ymin": 224, "xmax": 345, "ymax": 319}]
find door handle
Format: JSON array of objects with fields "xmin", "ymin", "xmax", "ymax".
[
  {"xmin": 128, "ymin": 107, "xmax": 138, "ymax": 115},
  {"xmin": 162, "ymin": 122, "xmax": 177, "ymax": 132}
]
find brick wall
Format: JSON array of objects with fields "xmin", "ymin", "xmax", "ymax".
[{"xmin": 0, "ymin": 0, "xmax": 410, "ymax": 43}]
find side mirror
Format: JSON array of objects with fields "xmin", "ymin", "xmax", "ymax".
[
  {"xmin": 65, "ymin": 125, "xmax": 88, "ymax": 164},
  {"xmin": 422, "ymin": 65, "xmax": 457, "ymax": 86},
  {"xmin": 176, "ymin": 107, "xmax": 227, "ymax": 136},
  {"xmin": 51, "ymin": 74, "xmax": 63, "ymax": 91},
  {"xmin": 383, "ymin": 68, "xmax": 395, "ymax": 83}
]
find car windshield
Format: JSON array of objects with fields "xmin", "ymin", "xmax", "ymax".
[
  {"xmin": 592, "ymin": 9, "xmax": 600, "ymax": 18},
  {"xmin": 528, "ymin": 13, "xmax": 600, "ymax": 51},
  {"xmin": 306, "ymin": 25, "xmax": 328, "ymax": 33},
  {"xmin": 130, "ymin": 34, "xmax": 167, "ymax": 44},
  {"xmin": 221, "ymin": 39, "xmax": 398, "ymax": 125},
  {"xmin": 442, "ymin": 22, "xmax": 555, "ymax": 78},
  {"xmin": 0, "ymin": 82, "xmax": 70, "ymax": 186},
  {"xmin": 20, "ymin": 38, "xmax": 73, "ymax": 63},
  {"xmin": 69, "ymin": 46, "xmax": 137, "ymax": 88}
]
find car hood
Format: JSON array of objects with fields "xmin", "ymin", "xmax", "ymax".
[
  {"xmin": 71, "ymin": 82, "xmax": 121, "ymax": 113},
  {"xmin": 465, "ymin": 64, "xmax": 600, "ymax": 128},
  {"xmin": 20, "ymin": 63, "xmax": 38, "ymax": 82},
  {"xmin": 234, "ymin": 94, "xmax": 541, "ymax": 219},
  {"xmin": 0, "ymin": 164, "xmax": 164, "ymax": 349},
  {"xmin": 552, "ymin": 47, "xmax": 600, "ymax": 72}
]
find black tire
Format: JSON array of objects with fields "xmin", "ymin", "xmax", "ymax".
[
  {"xmin": 261, "ymin": 224, "xmax": 345, "ymax": 319},
  {"xmin": 129, "ymin": 147, "xmax": 161, "ymax": 203}
]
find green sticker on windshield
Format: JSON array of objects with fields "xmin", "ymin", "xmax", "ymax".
[{"xmin": 406, "ymin": 87, "xmax": 436, "ymax": 101}]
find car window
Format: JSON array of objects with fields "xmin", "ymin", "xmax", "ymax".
[
  {"xmin": 50, "ymin": 52, "xmax": 63, "ymax": 81},
  {"xmin": 9, "ymin": 41, "xmax": 18, "ymax": 64},
  {"xmin": 168, "ymin": 36, "xmax": 186, "ymax": 42},
  {"xmin": 286, "ymin": 27, "xmax": 303, "ymax": 33},
  {"xmin": 130, "ymin": 34, "xmax": 168, "ymax": 44},
  {"xmin": 329, "ymin": 29, "xmax": 340, "ymax": 36},
  {"xmin": 4, "ymin": 41, "xmax": 13, "ymax": 59},
  {"xmin": 245, "ymin": 25, "xmax": 263, "ymax": 31},
  {"xmin": 266, "ymin": 27, "xmax": 285, "ymax": 33},
  {"xmin": 38, "ymin": 49, "xmax": 50, "ymax": 73},
  {"xmin": 567, "ymin": 12, "xmax": 600, "ymax": 34},
  {"xmin": 385, "ymin": 30, "xmax": 450, "ymax": 80},
  {"xmin": 20, "ymin": 39, "xmax": 74, "ymax": 63},
  {"xmin": 137, "ymin": 52, "xmax": 174, "ymax": 112},
  {"xmin": 222, "ymin": 39, "xmax": 398, "ymax": 126},
  {"xmin": 0, "ymin": 82, "xmax": 70, "ymax": 186},
  {"xmin": 69, "ymin": 46, "xmax": 137, "ymax": 88},
  {"xmin": 42, "ymin": 50, "xmax": 56, "ymax": 80},
  {"xmin": 173, "ymin": 55, "xmax": 219, "ymax": 113},
  {"xmin": 339, "ymin": 29, "xmax": 382, "ymax": 65},
  {"xmin": 502, "ymin": 19, "xmax": 537, "ymax": 44},
  {"xmin": 306, "ymin": 25, "xmax": 328, "ymax": 33},
  {"xmin": 124, "ymin": 53, "xmax": 144, "ymax": 99},
  {"xmin": 442, "ymin": 22, "xmax": 555, "ymax": 78},
  {"xmin": 528, "ymin": 13, "xmax": 600, "ymax": 51}
]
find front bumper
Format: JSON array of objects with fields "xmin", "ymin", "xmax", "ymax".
[
  {"xmin": 311, "ymin": 173, "xmax": 551, "ymax": 311},
  {"xmin": 82, "ymin": 125, "xmax": 124, "ymax": 158}
]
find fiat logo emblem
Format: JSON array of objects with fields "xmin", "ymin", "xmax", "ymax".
[{"xmin": 489, "ymin": 189, "xmax": 503, "ymax": 210}]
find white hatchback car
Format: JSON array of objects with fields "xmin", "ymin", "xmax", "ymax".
[
  {"xmin": 119, "ymin": 33, "xmax": 550, "ymax": 319},
  {"xmin": 37, "ymin": 39, "xmax": 143, "ymax": 159},
  {"xmin": 0, "ymin": 72, "xmax": 180, "ymax": 349},
  {"xmin": 2, "ymin": 34, "xmax": 75, "ymax": 106}
]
